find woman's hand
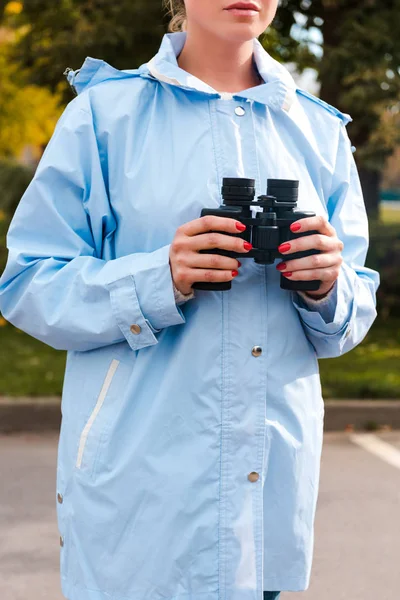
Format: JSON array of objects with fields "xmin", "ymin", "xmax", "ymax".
[
  {"xmin": 169, "ymin": 216, "xmax": 252, "ymax": 295},
  {"xmin": 276, "ymin": 215, "xmax": 344, "ymax": 299}
]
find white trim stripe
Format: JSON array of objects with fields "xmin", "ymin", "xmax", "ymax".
[
  {"xmin": 282, "ymin": 88, "xmax": 296, "ymax": 112},
  {"xmin": 147, "ymin": 57, "xmax": 183, "ymax": 87},
  {"xmin": 349, "ymin": 433, "xmax": 400, "ymax": 470},
  {"xmin": 75, "ymin": 359, "xmax": 120, "ymax": 469},
  {"xmin": 220, "ymin": 92, "xmax": 233, "ymax": 100}
]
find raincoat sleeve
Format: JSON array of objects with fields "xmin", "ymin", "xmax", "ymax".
[
  {"xmin": 290, "ymin": 120, "xmax": 380, "ymax": 359},
  {"xmin": 0, "ymin": 96, "xmax": 186, "ymax": 353}
]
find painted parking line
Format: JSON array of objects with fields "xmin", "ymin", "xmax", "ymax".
[{"xmin": 349, "ymin": 433, "xmax": 400, "ymax": 470}]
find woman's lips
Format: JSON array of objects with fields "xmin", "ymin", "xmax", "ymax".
[{"xmin": 225, "ymin": 8, "xmax": 259, "ymax": 16}]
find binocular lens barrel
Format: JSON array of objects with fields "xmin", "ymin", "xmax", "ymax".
[
  {"xmin": 222, "ymin": 178, "xmax": 256, "ymax": 201},
  {"xmin": 267, "ymin": 179, "xmax": 299, "ymax": 189},
  {"xmin": 267, "ymin": 179, "xmax": 299, "ymax": 202},
  {"xmin": 221, "ymin": 177, "xmax": 299, "ymax": 203}
]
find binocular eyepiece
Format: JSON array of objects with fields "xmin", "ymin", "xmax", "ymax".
[{"xmin": 191, "ymin": 177, "xmax": 321, "ymax": 292}]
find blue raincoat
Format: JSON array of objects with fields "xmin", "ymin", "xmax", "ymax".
[{"xmin": 0, "ymin": 31, "xmax": 379, "ymax": 600}]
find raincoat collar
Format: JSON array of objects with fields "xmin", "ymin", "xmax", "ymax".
[
  {"xmin": 65, "ymin": 31, "xmax": 297, "ymax": 112},
  {"xmin": 141, "ymin": 32, "xmax": 297, "ymax": 111}
]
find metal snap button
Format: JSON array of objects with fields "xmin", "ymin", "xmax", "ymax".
[
  {"xmin": 235, "ymin": 106, "xmax": 245, "ymax": 116},
  {"xmin": 251, "ymin": 346, "xmax": 262, "ymax": 357},
  {"xmin": 57, "ymin": 493, "xmax": 63, "ymax": 504},
  {"xmin": 60, "ymin": 535, "xmax": 64, "ymax": 547},
  {"xmin": 248, "ymin": 471, "xmax": 259, "ymax": 482},
  {"xmin": 130, "ymin": 324, "xmax": 141, "ymax": 334}
]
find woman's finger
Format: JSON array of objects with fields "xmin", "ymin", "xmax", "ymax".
[
  {"xmin": 188, "ymin": 267, "xmax": 240, "ymax": 285},
  {"xmin": 185, "ymin": 251, "xmax": 242, "ymax": 271},
  {"xmin": 277, "ymin": 252, "xmax": 343, "ymax": 274},
  {"xmin": 180, "ymin": 215, "xmax": 247, "ymax": 237},
  {"xmin": 278, "ymin": 233, "xmax": 340, "ymax": 255},
  {"xmin": 188, "ymin": 231, "xmax": 251, "ymax": 254},
  {"xmin": 281, "ymin": 266, "xmax": 341, "ymax": 282},
  {"xmin": 290, "ymin": 215, "xmax": 336, "ymax": 237}
]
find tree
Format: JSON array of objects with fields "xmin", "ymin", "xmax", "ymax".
[
  {"xmin": 264, "ymin": 0, "xmax": 400, "ymax": 217},
  {"xmin": 0, "ymin": 43, "xmax": 62, "ymax": 158},
  {"xmin": 382, "ymin": 147, "xmax": 400, "ymax": 191},
  {"xmin": 0, "ymin": 0, "xmax": 168, "ymax": 103},
  {"xmin": 0, "ymin": 16, "xmax": 62, "ymax": 158},
  {"xmin": 2, "ymin": 0, "xmax": 399, "ymax": 216}
]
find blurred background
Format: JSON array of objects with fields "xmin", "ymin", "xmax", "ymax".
[
  {"xmin": 0, "ymin": 0, "xmax": 399, "ymax": 400},
  {"xmin": 0, "ymin": 3, "xmax": 400, "ymax": 600}
]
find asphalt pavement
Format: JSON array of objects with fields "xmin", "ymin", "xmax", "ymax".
[{"xmin": 0, "ymin": 431, "xmax": 399, "ymax": 600}]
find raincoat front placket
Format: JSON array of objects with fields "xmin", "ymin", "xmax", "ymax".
[{"xmin": 208, "ymin": 94, "xmax": 268, "ymax": 598}]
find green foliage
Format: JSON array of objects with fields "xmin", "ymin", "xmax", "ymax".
[
  {"xmin": 0, "ymin": 163, "xmax": 32, "ymax": 293},
  {"xmin": 368, "ymin": 217, "xmax": 400, "ymax": 320},
  {"xmin": 0, "ymin": 0, "xmax": 169, "ymax": 104},
  {"xmin": 0, "ymin": 158, "xmax": 33, "ymax": 215},
  {"xmin": 0, "ymin": 211, "xmax": 9, "ymax": 283},
  {"xmin": 2, "ymin": 1, "xmax": 399, "ymax": 171},
  {"xmin": 267, "ymin": 0, "xmax": 400, "ymax": 173},
  {"xmin": 0, "ymin": 36, "xmax": 63, "ymax": 157},
  {"xmin": 1, "ymin": 0, "xmax": 399, "ymax": 216}
]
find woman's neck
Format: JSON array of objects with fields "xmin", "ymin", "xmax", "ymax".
[{"xmin": 177, "ymin": 28, "xmax": 262, "ymax": 93}]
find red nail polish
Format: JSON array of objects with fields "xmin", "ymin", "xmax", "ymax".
[
  {"xmin": 278, "ymin": 243, "xmax": 291, "ymax": 253},
  {"xmin": 290, "ymin": 223, "xmax": 301, "ymax": 232},
  {"xmin": 244, "ymin": 242, "xmax": 253, "ymax": 251},
  {"xmin": 276, "ymin": 263, "xmax": 287, "ymax": 271},
  {"xmin": 282, "ymin": 272, "xmax": 292, "ymax": 277},
  {"xmin": 237, "ymin": 261, "xmax": 242, "ymax": 267},
  {"xmin": 232, "ymin": 270, "xmax": 239, "ymax": 277},
  {"xmin": 236, "ymin": 222, "xmax": 246, "ymax": 231}
]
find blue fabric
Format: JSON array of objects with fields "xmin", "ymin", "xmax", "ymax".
[
  {"xmin": 263, "ymin": 593, "xmax": 281, "ymax": 600},
  {"xmin": 0, "ymin": 30, "xmax": 379, "ymax": 600}
]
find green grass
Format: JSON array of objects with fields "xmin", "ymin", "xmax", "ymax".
[
  {"xmin": 324, "ymin": 199, "xmax": 399, "ymax": 399},
  {"xmin": 0, "ymin": 323, "xmax": 67, "ymax": 397},
  {"xmin": 319, "ymin": 318, "xmax": 400, "ymax": 398},
  {"xmin": 0, "ymin": 316, "xmax": 399, "ymax": 399},
  {"xmin": 0, "ymin": 215, "xmax": 68, "ymax": 397}
]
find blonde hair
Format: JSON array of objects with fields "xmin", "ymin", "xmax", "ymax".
[{"xmin": 163, "ymin": 0, "xmax": 187, "ymax": 32}]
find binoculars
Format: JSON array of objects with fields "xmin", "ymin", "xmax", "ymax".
[{"xmin": 191, "ymin": 177, "xmax": 321, "ymax": 293}]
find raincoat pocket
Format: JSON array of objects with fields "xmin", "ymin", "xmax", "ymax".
[{"xmin": 73, "ymin": 356, "xmax": 132, "ymax": 479}]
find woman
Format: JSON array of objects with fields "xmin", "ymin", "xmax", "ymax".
[{"xmin": 0, "ymin": 1, "xmax": 379, "ymax": 600}]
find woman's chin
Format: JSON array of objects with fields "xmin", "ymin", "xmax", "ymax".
[{"xmin": 217, "ymin": 23, "xmax": 263, "ymax": 42}]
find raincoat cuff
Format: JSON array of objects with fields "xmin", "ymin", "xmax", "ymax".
[
  {"xmin": 295, "ymin": 280, "xmax": 338, "ymax": 324},
  {"xmin": 291, "ymin": 262, "xmax": 355, "ymax": 336},
  {"xmin": 133, "ymin": 244, "xmax": 187, "ymax": 330},
  {"xmin": 105, "ymin": 244, "xmax": 186, "ymax": 351}
]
